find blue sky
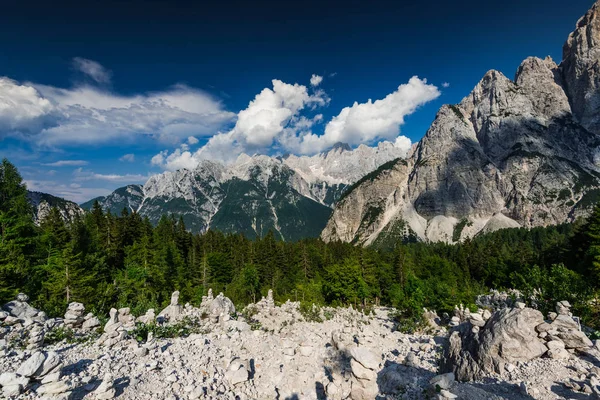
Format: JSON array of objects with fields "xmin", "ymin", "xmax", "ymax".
[{"xmin": 0, "ymin": 0, "xmax": 593, "ymax": 202}]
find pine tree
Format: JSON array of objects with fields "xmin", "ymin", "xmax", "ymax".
[{"xmin": 0, "ymin": 159, "xmax": 38, "ymax": 302}]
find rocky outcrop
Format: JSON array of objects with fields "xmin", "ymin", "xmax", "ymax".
[
  {"xmin": 442, "ymin": 306, "xmax": 548, "ymax": 381},
  {"xmin": 562, "ymin": 0, "xmax": 600, "ymax": 134},
  {"xmin": 27, "ymin": 191, "xmax": 84, "ymax": 225},
  {"xmin": 322, "ymin": 1, "xmax": 600, "ymax": 245},
  {"xmin": 442, "ymin": 301, "xmax": 593, "ymax": 382}
]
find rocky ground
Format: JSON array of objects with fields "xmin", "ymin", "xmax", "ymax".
[{"xmin": 2, "ymin": 290, "xmax": 600, "ymax": 399}]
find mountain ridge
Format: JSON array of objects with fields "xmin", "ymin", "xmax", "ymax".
[
  {"xmin": 81, "ymin": 141, "xmax": 407, "ymax": 240},
  {"xmin": 321, "ymin": 1, "xmax": 600, "ymax": 246}
]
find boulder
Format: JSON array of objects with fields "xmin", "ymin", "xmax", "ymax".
[
  {"xmin": 349, "ymin": 347, "xmax": 380, "ymax": 370},
  {"xmin": 441, "ymin": 307, "xmax": 548, "ymax": 381},
  {"xmin": 16, "ymin": 351, "xmax": 46, "ymax": 377},
  {"xmin": 3, "ymin": 293, "xmax": 45, "ymax": 321},
  {"xmin": 209, "ymin": 293, "xmax": 235, "ymax": 320},
  {"xmin": 558, "ymin": 330, "xmax": 593, "ymax": 349}
]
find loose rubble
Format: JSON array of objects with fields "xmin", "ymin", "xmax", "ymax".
[{"xmin": 2, "ymin": 291, "xmax": 600, "ymax": 399}]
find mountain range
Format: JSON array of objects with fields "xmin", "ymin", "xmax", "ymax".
[
  {"xmin": 80, "ymin": 142, "xmax": 406, "ymax": 241},
  {"xmin": 321, "ymin": 1, "xmax": 600, "ymax": 246},
  {"xmin": 62, "ymin": 1, "xmax": 600, "ymax": 245}
]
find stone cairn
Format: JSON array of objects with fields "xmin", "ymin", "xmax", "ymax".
[
  {"xmin": 64, "ymin": 302, "xmax": 101, "ymax": 332},
  {"xmin": 209, "ymin": 292, "xmax": 236, "ymax": 324},
  {"xmin": 349, "ymin": 346, "xmax": 380, "ymax": 400},
  {"xmin": 535, "ymin": 300, "xmax": 592, "ymax": 359},
  {"xmin": 93, "ymin": 373, "xmax": 117, "ymax": 399},
  {"xmin": 255, "ymin": 289, "xmax": 276, "ymax": 314},
  {"xmin": 158, "ymin": 291, "xmax": 183, "ymax": 323},
  {"xmin": 2, "ymin": 293, "xmax": 48, "ymax": 351},
  {"xmin": 97, "ymin": 308, "xmax": 128, "ymax": 347},
  {"xmin": 0, "ymin": 350, "xmax": 69, "ymax": 398}
]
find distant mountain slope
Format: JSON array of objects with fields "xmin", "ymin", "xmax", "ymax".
[
  {"xmin": 80, "ymin": 185, "xmax": 144, "ymax": 216},
  {"xmin": 27, "ymin": 191, "xmax": 84, "ymax": 225},
  {"xmin": 322, "ymin": 1, "xmax": 600, "ymax": 246},
  {"xmin": 82, "ymin": 142, "xmax": 406, "ymax": 240}
]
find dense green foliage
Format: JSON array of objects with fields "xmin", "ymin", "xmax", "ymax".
[{"xmin": 3, "ymin": 159, "xmax": 600, "ymax": 328}]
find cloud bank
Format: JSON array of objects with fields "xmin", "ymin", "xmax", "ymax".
[
  {"xmin": 153, "ymin": 76, "xmax": 440, "ymax": 170},
  {"xmin": 0, "ymin": 59, "xmax": 442, "ymax": 175},
  {"xmin": 0, "ymin": 59, "xmax": 236, "ymax": 146}
]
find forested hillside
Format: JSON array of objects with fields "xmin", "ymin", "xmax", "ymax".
[{"xmin": 2, "ymin": 158, "xmax": 600, "ymax": 327}]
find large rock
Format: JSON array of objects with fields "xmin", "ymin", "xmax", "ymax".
[
  {"xmin": 349, "ymin": 347, "xmax": 380, "ymax": 370},
  {"xmin": 558, "ymin": 330, "xmax": 593, "ymax": 349},
  {"xmin": 3, "ymin": 293, "xmax": 45, "ymax": 321},
  {"xmin": 209, "ymin": 293, "xmax": 235, "ymax": 319},
  {"xmin": 441, "ymin": 307, "xmax": 548, "ymax": 381},
  {"xmin": 16, "ymin": 351, "xmax": 46, "ymax": 377}
]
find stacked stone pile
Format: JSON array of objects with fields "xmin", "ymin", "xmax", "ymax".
[{"xmin": 0, "ymin": 350, "xmax": 69, "ymax": 398}]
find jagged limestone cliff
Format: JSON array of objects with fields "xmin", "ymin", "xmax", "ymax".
[{"xmin": 322, "ymin": 1, "xmax": 600, "ymax": 245}]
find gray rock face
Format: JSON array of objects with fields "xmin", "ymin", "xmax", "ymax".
[
  {"xmin": 322, "ymin": 2, "xmax": 600, "ymax": 245},
  {"xmin": 27, "ymin": 191, "xmax": 84, "ymax": 225},
  {"xmin": 562, "ymin": 0, "xmax": 600, "ymax": 134},
  {"xmin": 441, "ymin": 307, "xmax": 547, "ymax": 381}
]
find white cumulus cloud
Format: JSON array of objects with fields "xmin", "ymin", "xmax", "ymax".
[
  {"xmin": 294, "ymin": 76, "xmax": 440, "ymax": 154},
  {"xmin": 152, "ymin": 76, "xmax": 439, "ymax": 170},
  {"xmin": 0, "ymin": 78, "xmax": 55, "ymax": 133},
  {"xmin": 442, "ymin": 82, "xmax": 450, "ymax": 88},
  {"xmin": 310, "ymin": 74, "xmax": 323, "ymax": 87},
  {"xmin": 72, "ymin": 57, "xmax": 112, "ymax": 84}
]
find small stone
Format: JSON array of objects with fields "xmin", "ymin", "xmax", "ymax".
[
  {"xmin": 36, "ymin": 380, "xmax": 70, "ymax": 395},
  {"xmin": 440, "ymin": 389, "xmax": 458, "ymax": 399},
  {"xmin": 350, "ymin": 347, "xmax": 380, "ymax": 370},
  {"xmin": 430, "ymin": 372, "xmax": 455, "ymax": 390},
  {"xmin": 2, "ymin": 384, "xmax": 23, "ymax": 397}
]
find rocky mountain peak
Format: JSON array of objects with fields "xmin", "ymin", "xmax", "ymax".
[
  {"xmin": 322, "ymin": 1, "xmax": 600, "ymax": 246},
  {"xmin": 330, "ymin": 142, "xmax": 352, "ymax": 152},
  {"xmin": 561, "ymin": 0, "xmax": 600, "ymax": 133}
]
